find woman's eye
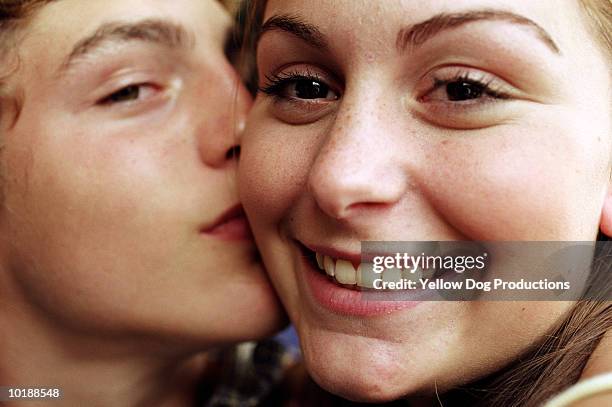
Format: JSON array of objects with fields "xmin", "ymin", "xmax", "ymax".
[
  {"xmin": 259, "ymin": 72, "xmax": 340, "ymax": 124},
  {"xmin": 415, "ymin": 70, "xmax": 517, "ymax": 129},
  {"xmin": 290, "ymin": 79, "xmax": 336, "ymax": 100},
  {"xmin": 423, "ymin": 77, "xmax": 509, "ymax": 104},
  {"xmin": 445, "ymin": 80, "xmax": 486, "ymax": 101},
  {"xmin": 260, "ymin": 75, "xmax": 339, "ymax": 101}
]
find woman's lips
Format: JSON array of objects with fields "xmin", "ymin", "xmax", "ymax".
[
  {"xmin": 298, "ymin": 242, "xmax": 422, "ymax": 317},
  {"xmin": 201, "ymin": 204, "xmax": 253, "ymax": 240}
]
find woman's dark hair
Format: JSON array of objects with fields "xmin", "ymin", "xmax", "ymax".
[{"xmin": 450, "ymin": 237, "xmax": 612, "ymax": 406}]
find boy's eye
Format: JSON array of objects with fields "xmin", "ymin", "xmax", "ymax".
[
  {"xmin": 107, "ymin": 85, "xmax": 141, "ymax": 103},
  {"xmin": 98, "ymin": 84, "xmax": 157, "ymax": 106}
]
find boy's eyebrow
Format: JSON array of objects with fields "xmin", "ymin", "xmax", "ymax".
[
  {"xmin": 259, "ymin": 9, "xmax": 560, "ymax": 56},
  {"xmin": 58, "ymin": 19, "xmax": 194, "ymax": 75},
  {"xmin": 397, "ymin": 9, "xmax": 561, "ymax": 54}
]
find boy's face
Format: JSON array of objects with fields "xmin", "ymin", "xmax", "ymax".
[{"xmin": 0, "ymin": 0, "xmax": 283, "ymax": 345}]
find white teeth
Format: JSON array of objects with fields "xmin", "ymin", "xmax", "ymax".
[
  {"xmin": 323, "ymin": 255, "xmax": 335, "ymax": 277},
  {"xmin": 402, "ymin": 266, "xmax": 424, "ymax": 282},
  {"xmin": 316, "ymin": 252, "xmax": 324, "ymax": 269},
  {"xmin": 313, "ymin": 250, "xmax": 432, "ymax": 290},
  {"xmin": 335, "ymin": 259, "xmax": 356, "ymax": 285},
  {"xmin": 383, "ymin": 267, "xmax": 403, "ymax": 284},
  {"xmin": 357, "ymin": 263, "xmax": 378, "ymax": 288},
  {"xmin": 422, "ymin": 266, "xmax": 437, "ymax": 280},
  {"xmin": 314, "ymin": 252, "xmax": 377, "ymax": 288}
]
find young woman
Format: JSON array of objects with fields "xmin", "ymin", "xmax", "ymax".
[
  {"xmin": 239, "ymin": 0, "xmax": 612, "ymax": 405},
  {"xmin": 0, "ymin": 1, "xmax": 286, "ymax": 406}
]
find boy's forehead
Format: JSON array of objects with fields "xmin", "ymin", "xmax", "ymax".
[{"xmin": 17, "ymin": 0, "xmax": 229, "ymax": 77}]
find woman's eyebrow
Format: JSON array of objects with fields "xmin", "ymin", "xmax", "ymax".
[
  {"xmin": 258, "ymin": 14, "xmax": 328, "ymax": 51},
  {"xmin": 57, "ymin": 19, "xmax": 195, "ymax": 76},
  {"xmin": 259, "ymin": 10, "xmax": 561, "ymax": 57},
  {"xmin": 397, "ymin": 9, "xmax": 561, "ymax": 55}
]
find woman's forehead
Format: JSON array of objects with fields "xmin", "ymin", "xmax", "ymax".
[{"xmin": 262, "ymin": 0, "xmax": 587, "ymax": 55}]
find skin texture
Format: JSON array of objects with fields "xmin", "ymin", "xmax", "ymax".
[
  {"xmin": 240, "ymin": 0, "xmax": 611, "ymax": 403},
  {"xmin": 0, "ymin": 1, "xmax": 283, "ymax": 405}
]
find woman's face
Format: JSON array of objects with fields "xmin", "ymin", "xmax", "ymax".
[
  {"xmin": 0, "ymin": 0, "xmax": 283, "ymax": 346},
  {"xmin": 240, "ymin": 0, "xmax": 611, "ymax": 401}
]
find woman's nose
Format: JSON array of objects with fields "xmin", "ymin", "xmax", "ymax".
[{"xmin": 308, "ymin": 100, "xmax": 407, "ymax": 220}]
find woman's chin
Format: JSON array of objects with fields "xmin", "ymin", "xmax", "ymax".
[
  {"xmin": 300, "ymin": 332, "xmax": 431, "ymax": 403},
  {"xmin": 306, "ymin": 359, "xmax": 416, "ymax": 403}
]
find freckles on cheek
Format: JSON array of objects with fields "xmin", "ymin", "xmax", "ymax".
[
  {"xmin": 240, "ymin": 155, "xmax": 302, "ymax": 224},
  {"xmin": 240, "ymin": 126, "xmax": 312, "ymax": 225},
  {"xmin": 420, "ymin": 129, "xmax": 597, "ymax": 240}
]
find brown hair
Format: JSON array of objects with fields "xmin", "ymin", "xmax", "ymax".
[
  {"xmin": 579, "ymin": 0, "xmax": 612, "ymax": 59},
  {"xmin": 241, "ymin": 0, "xmax": 612, "ymax": 405},
  {"xmin": 463, "ymin": 301, "xmax": 612, "ymax": 406},
  {"xmin": 448, "ymin": 238, "xmax": 612, "ymax": 406},
  {"xmin": 0, "ymin": 1, "xmax": 53, "ymax": 200},
  {"xmin": 0, "ymin": 0, "xmax": 54, "ymax": 65},
  {"xmin": 0, "ymin": 1, "xmax": 54, "ymax": 124},
  {"xmin": 0, "ymin": 0, "xmax": 50, "ymax": 18}
]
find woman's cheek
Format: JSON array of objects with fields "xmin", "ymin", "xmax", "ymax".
[
  {"xmin": 417, "ymin": 119, "xmax": 606, "ymax": 241},
  {"xmin": 240, "ymin": 115, "xmax": 317, "ymax": 226}
]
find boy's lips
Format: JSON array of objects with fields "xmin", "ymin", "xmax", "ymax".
[{"xmin": 201, "ymin": 204, "xmax": 253, "ymax": 240}]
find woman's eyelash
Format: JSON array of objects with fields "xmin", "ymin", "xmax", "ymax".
[
  {"xmin": 259, "ymin": 70, "xmax": 511, "ymax": 104},
  {"xmin": 259, "ymin": 72, "xmax": 327, "ymax": 97},
  {"xmin": 430, "ymin": 74, "xmax": 511, "ymax": 101}
]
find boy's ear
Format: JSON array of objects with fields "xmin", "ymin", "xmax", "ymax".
[{"xmin": 600, "ymin": 185, "xmax": 612, "ymax": 237}]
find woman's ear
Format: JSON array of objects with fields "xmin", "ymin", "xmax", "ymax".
[{"xmin": 600, "ymin": 185, "xmax": 612, "ymax": 237}]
